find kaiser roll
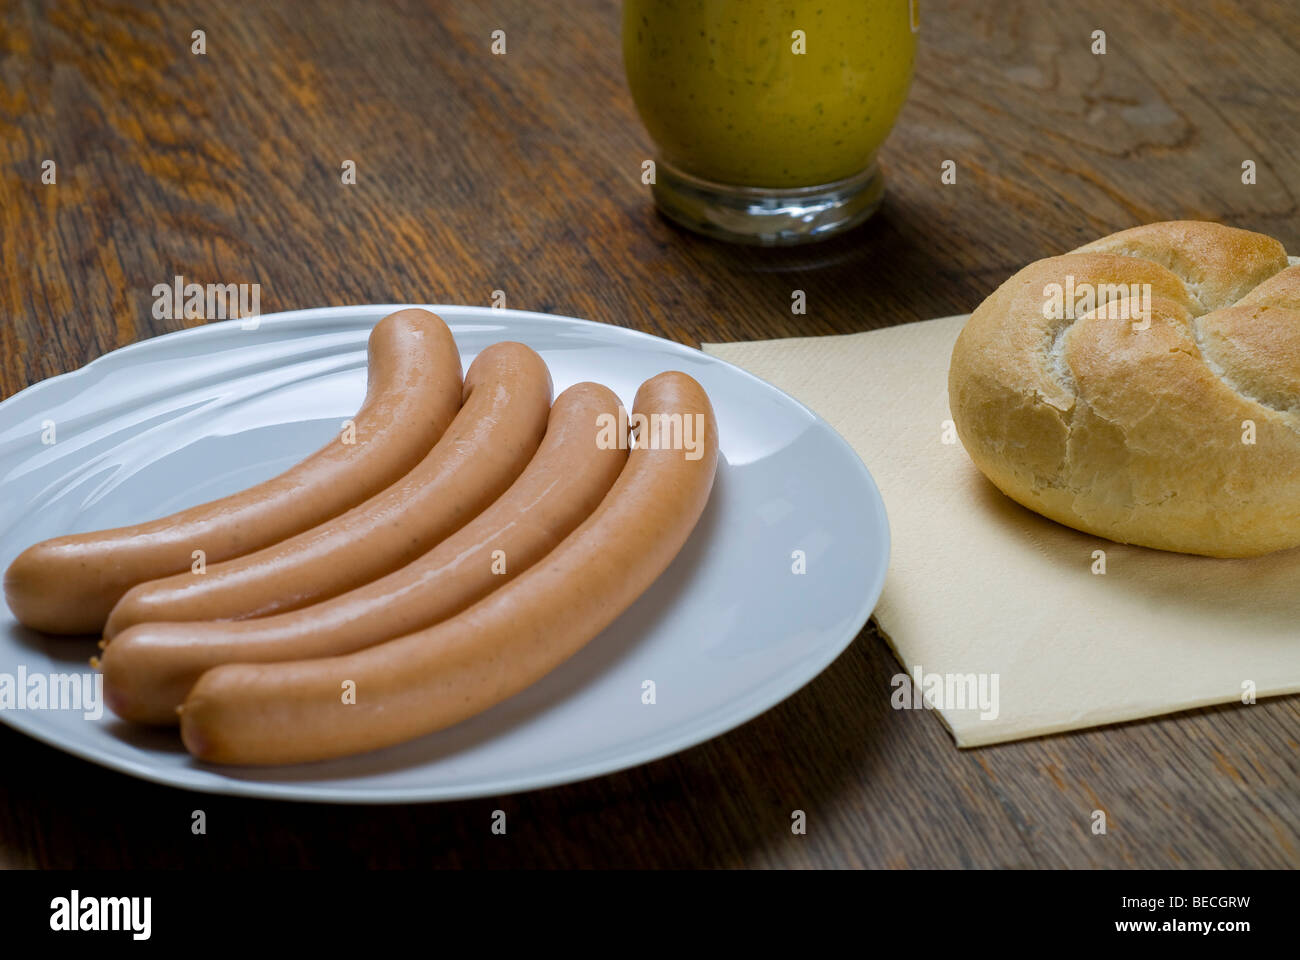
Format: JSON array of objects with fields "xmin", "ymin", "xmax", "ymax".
[{"xmin": 948, "ymin": 220, "xmax": 1300, "ymax": 557}]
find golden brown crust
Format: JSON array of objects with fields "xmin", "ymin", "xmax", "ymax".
[{"xmin": 949, "ymin": 221, "xmax": 1299, "ymax": 557}]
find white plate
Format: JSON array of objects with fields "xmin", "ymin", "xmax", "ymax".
[{"xmin": 0, "ymin": 306, "xmax": 889, "ymax": 803}]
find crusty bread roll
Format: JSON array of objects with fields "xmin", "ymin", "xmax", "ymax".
[{"xmin": 948, "ymin": 221, "xmax": 1300, "ymax": 557}]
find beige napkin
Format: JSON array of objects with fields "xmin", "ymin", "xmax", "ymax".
[{"xmin": 705, "ymin": 316, "xmax": 1300, "ymax": 747}]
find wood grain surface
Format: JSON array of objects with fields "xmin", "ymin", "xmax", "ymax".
[{"xmin": 1, "ymin": 0, "xmax": 1297, "ymax": 868}]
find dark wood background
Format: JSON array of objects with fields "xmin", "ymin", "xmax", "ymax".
[{"xmin": 1, "ymin": 0, "xmax": 1297, "ymax": 868}]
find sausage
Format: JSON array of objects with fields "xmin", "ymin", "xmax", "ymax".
[
  {"xmin": 101, "ymin": 381, "xmax": 628, "ymax": 724},
  {"xmin": 179, "ymin": 370, "xmax": 717, "ymax": 765},
  {"xmin": 4, "ymin": 309, "xmax": 462, "ymax": 635},
  {"xmin": 102, "ymin": 341, "xmax": 553, "ymax": 640}
]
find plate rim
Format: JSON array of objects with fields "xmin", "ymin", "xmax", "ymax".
[{"xmin": 0, "ymin": 304, "xmax": 891, "ymax": 803}]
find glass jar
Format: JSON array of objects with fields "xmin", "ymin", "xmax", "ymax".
[{"xmin": 624, "ymin": 0, "xmax": 918, "ymax": 244}]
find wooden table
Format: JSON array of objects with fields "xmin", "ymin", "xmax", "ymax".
[{"xmin": 1, "ymin": 0, "xmax": 1296, "ymax": 869}]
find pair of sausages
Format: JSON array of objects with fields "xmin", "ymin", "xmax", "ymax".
[
  {"xmin": 4, "ymin": 309, "xmax": 464, "ymax": 634},
  {"xmin": 101, "ymin": 338, "xmax": 553, "ymax": 637}
]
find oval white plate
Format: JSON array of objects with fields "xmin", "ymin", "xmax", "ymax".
[{"xmin": 0, "ymin": 306, "xmax": 889, "ymax": 803}]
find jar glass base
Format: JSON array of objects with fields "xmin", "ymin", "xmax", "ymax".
[{"xmin": 650, "ymin": 161, "xmax": 883, "ymax": 246}]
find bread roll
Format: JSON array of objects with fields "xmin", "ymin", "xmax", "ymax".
[{"xmin": 948, "ymin": 221, "xmax": 1300, "ymax": 557}]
